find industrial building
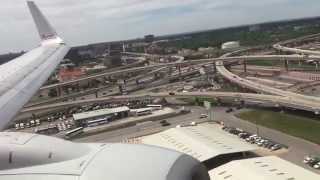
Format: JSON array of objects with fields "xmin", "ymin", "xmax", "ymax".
[
  {"xmin": 209, "ymin": 156, "xmax": 320, "ymax": 180},
  {"xmin": 221, "ymin": 41, "xmax": 240, "ymax": 50},
  {"xmin": 73, "ymin": 106, "xmax": 130, "ymax": 127},
  {"xmin": 141, "ymin": 123, "xmax": 257, "ymax": 169}
]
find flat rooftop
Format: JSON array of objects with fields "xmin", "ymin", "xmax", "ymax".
[
  {"xmin": 73, "ymin": 106, "xmax": 130, "ymax": 121},
  {"xmin": 141, "ymin": 122, "xmax": 257, "ymax": 162},
  {"xmin": 209, "ymin": 156, "xmax": 320, "ymax": 180}
]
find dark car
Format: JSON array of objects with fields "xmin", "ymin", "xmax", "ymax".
[
  {"xmin": 226, "ymin": 108, "xmax": 233, "ymax": 113},
  {"xmin": 169, "ymin": 92, "xmax": 175, "ymax": 96},
  {"xmin": 161, "ymin": 122, "xmax": 171, "ymax": 127},
  {"xmin": 160, "ymin": 120, "xmax": 171, "ymax": 126}
]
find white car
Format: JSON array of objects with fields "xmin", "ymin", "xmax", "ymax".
[
  {"xmin": 190, "ymin": 122, "xmax": 197, "ymax": 126},
  {"xmin": 19, "ymin": 123, "xmax": 25, "ymax": 129},
  {"xmin": 15, "ymin": 124, "xmax": 20, "ymax": 130},
  {"xmin": 304, "ymin": 156, "xmax": 312, "ymax": 164},
  {"xmin": 313, "ymin": 162, "xmax": 320, "ymax": 169},
  {"xmin": 35, "ymin": 119, "xmax": 41, "ymax": 125}
]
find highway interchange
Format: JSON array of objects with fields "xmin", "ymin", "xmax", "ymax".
[{"xmin": 24, "ymin": 43, "xmax": 320, "ymax": 114}]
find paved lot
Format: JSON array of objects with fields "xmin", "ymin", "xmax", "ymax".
[{"xmin": 215, "ymin": 107, "xmax": 320, "ymax": 174}]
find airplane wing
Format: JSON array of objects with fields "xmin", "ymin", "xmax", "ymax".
[{"xmin": 0, "ymin": 1, "xmax": 69, "ymax": 130}]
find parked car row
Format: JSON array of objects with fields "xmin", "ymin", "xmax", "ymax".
[
  {"xmin": 56, "ymin": 120, "xmax": 74, "ymax": 132},
  {"xmin": 304, "ymin": 155, "xmax": 320, "ymax": 170},
  {"xmin": 222, "ymin": 126, "xmax": 284, "ymax": 151},
  {"xmin": 15, "ymin": 119, "xmax": 41, "ymax": 130}
]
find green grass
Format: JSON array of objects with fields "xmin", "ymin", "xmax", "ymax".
[
  {"xmin": 247, "ymin": 60, "xmax": 282, "ymax": 66},
  {"xmin": 177, "ymin": 97, "xmax": 218, "ymax": 106},
  {"xmin": 235, "ymin": 109, "xmax": 320, "ymax": 144}
]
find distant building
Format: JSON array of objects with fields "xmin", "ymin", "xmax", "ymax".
[
  {"xmin": 221, "ymin": 41, "xmax": 240, "ymax": 50},
  {"xmin": 144, "ymin": 34, "xmax": 155, "ymax": 43},
  {"xmin": 58, "ymin": 67, "xmax": 84, "ymax": 82}
]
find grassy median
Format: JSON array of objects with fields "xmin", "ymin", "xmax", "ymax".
[{"xmin": 235, "ymin": 109, "xmax": 320, "ymax": 144}]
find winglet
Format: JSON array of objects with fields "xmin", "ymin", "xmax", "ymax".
[{"xmin": 27, "ymin": 1, "xmax": 58, "ymax": 41}]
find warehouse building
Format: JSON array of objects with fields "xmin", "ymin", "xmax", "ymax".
[
  {"xmin": 141, "ymin": 123, "xmax": 257, "ymax": 169},
  {"xmin": 73, "ymin": 106, "xmax": 130, "ymax": 127},
  {"xmin": 209, "ymin": 156, "xmax": 320, "ymax": 180}
]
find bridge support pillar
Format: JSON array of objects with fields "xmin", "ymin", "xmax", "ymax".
[
  {"xmin": 178, "ymin": 65, "xmax": 181, "ymax": 77},
  {"xmin": 57, "ymin": 86, "xmax": 62, "ymax": 96},
  {"xmin": 168, "ymin": 67, "xmax": 173, "ymax": 76},
  {"xmin": 284, "ymin": 60, "xmax": 289, "ymax": 71},
  {"xmin": 243, "ymin": 60, "xmax": 247, "ymax": 73},
  {"xmin": 213, "ymin": 63, "xmax": 216, "ymax": 73}
]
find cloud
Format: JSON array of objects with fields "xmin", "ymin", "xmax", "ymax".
[{"xmin": 0, "ymin": 0, "xmax": 320, "ymax": 53}]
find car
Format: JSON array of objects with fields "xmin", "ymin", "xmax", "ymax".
[
  {"xmin": 266, "ymin": 142, "xmax": 276, "ymax": 149},
  {"xmin": 35, "ymin": 119, "xmax": 41, "ymax": 126},
  {"xmin": 270, "ymin": 144, "xmax": 282, "ymax": 151},
  {"xmin": 160, "ymin": 120, "xmax": 168, "ymax": 124},
  {"xmin": 190, "ymin": 122, "xmax": 197, "ymax": 126},
  {"xmin": 15, "ymin": 124, "xmax": 20, "ymax": 130},
  {"xmin": 26, "ymin": 123, "xmax": 31, "ymax": 128},
  {"xmin": 313, "ymin": 162, "xmax": 320, "ymax": 169},
  {"xmin": 169, "ymin": 92, "xmax": 175, "ymax": 96},
  {"xmin": 225, "ymin": 108, "xmax": 233, "ymax": 113},
  {"xmin": 199, "ymin": 114, "xmax": 208, "ymax": 119},
  {"xmin": 304, "ymin": 156, "xmax": 314, "ymax": 164},
  {"xmin": 30, "ymin": 120, "xmax": 35, "ymax": 127},
  {"xmin": 238, "ymin": 132, "xmax": 250, "ymax": 139},
  {"xmin": 304, "ymin": 156, "xmax": 320, "ymax": 166},
  {"xmin": 161, "ymin": 122, "xmax": 171, "ymax": 127}
]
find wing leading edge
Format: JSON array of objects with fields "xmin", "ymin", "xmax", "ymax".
[{"xmin": 0, "ymin": 1, "xmax": 69, "ymax": 130}]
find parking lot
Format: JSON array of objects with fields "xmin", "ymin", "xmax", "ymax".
[
  {"xmin": 214, "ymin": 107, "xmax": 320, "ymax": 174},
  {"xmin": 221, "ymin": 126, "xmax": 285, "ymax": 152}
]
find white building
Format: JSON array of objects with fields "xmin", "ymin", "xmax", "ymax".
[
  {"xmin": 222, "ymin": 41, "xmax": 240, "ymax": 50},
  {"xmin": 141, "ymin": 123, "xmax": 257, "ymax": 162},
  {"xmin": 209, "ymin": 156, "xmax": 320, "ymax": 180}
]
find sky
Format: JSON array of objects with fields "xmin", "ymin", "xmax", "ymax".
[{"xmin": 1, "ymin": 0, "xmax": 320, "ymax": 53}]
